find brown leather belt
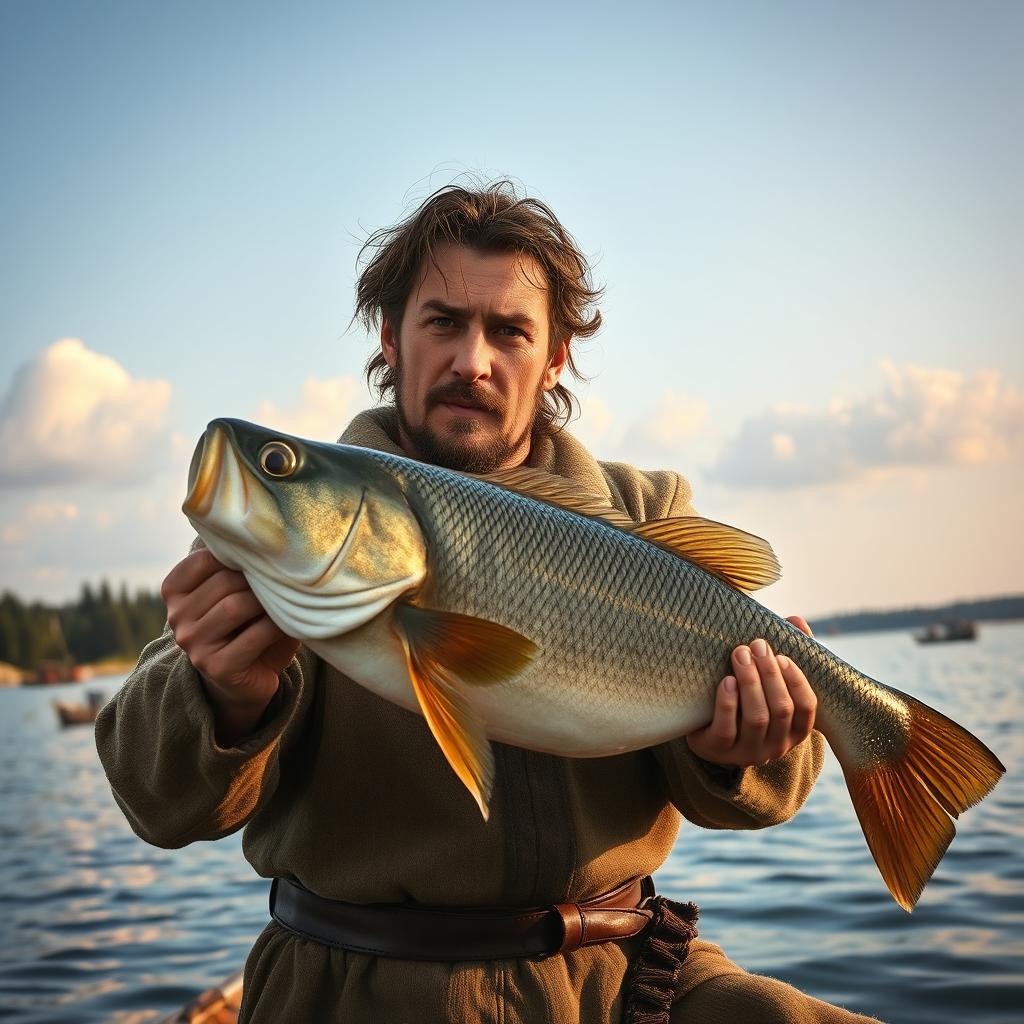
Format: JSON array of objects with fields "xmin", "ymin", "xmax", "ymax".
[{"xmin": 269, "ymin": 875, "xmax": 656, "ymax": 962}]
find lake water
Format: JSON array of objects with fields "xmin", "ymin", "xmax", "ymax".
[{"xmin": 1, "ymin": 623, "xmax": 1021, "ymax": 1023}]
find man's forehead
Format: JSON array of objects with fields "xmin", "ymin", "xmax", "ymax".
[{"xmin": 411, "ymin": 244, "xmax": 548, "ymax": 308}]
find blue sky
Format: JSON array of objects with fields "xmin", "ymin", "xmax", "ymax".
[{"xmin": 1, "ymin": 0, "xmax": 1021, "ymax": 617}]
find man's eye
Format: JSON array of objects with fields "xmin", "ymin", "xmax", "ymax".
[
  {"xmin": 430, "ymin": 316, "xmax": 454, "ymax": 328},
  {"xmin": 497, "ymin": 326, "xmax": 525, "ymax": 337}
]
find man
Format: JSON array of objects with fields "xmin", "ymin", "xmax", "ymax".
[{"xmin": 96, "ymin": 183, "xmax": 878, "ymax": 1022}]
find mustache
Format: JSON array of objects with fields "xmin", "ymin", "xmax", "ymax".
[{"xmin": 427, "ymin": 381, "xmax": 503, "ymax": 415}]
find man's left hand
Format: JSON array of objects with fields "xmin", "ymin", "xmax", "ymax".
[{"xmin": 685, "ymin": 615, "xmax": 817, "ymax": 768}]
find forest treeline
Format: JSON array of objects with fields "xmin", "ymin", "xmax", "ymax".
[{"xmin": 0, "ymin": 583, "xmax": 166, "ymax": 670}]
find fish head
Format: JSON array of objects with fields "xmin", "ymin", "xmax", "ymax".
[{"xmin": 183, "ymin": 418, "xmax": 427, "ymax": 640}]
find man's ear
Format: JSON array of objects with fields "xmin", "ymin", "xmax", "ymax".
[
  {"xmin": 542, "ymin": 337, "xmax": 570, "ymax": 391},
  {"xmin": 381, "ymin": 318, "xmax": 399, "ymax": 369}
]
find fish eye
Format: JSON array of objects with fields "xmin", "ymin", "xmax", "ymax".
[{"xmin": 259, "ymin": 441, "xmax": 298, "ymax": 477}]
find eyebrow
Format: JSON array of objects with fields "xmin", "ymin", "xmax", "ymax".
[{"xmin": 418, "ymin": 299, "xmax": 538, "ymax": 332}]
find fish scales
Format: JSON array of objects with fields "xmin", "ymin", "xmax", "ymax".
[{"xmin": 391, "ymin": 454, "xmax": 809, "ymax": 749}]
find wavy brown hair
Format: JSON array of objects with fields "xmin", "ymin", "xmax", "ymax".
[{"xmin": 354, "ymin": 180, "xmax": 602, "ymax": 433}]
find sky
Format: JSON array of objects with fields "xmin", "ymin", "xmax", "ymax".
[{"xmin": 1, "ymin": 0, "xmax": 1021, "ymax": 619}]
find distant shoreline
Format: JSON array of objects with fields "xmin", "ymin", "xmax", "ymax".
[
  {"xmin": 809, "ymin": 594, "xmax": 1023, "ymax": 636},
  {"xmin": 0, "ymin": 657, "xmax": 139, "ymax": 687}
]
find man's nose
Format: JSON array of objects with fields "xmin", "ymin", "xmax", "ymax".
[{"xmin": 450, "ymin": 327, "xmax": 491, "ymax": 381}]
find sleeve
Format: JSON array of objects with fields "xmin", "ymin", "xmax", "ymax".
[
  {"xmin": 94, "ymin": 622, "xmax": 317, "ymax": 849},
  {"xmin": 651, "ymin": 730, "xmax": 825, "ymax": 830}
]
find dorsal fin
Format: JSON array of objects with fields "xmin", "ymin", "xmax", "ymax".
[
  {"xmin": 632, "ymin": 517, "xmax": 780, "ymax": 593},
  {"xmin": 475, "ymin": 466, "xmax": 636, "ymax": 529},
  {"xmin": 476, "ymin": 465, "xmax": 781, "ymax": 593}
]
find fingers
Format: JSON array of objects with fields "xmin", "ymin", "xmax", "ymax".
[
  {"xmin": 725, "ymin": 638, "xmax": 813, "ymax": 765},
  {"xmin": 196, "ymin": 615, "xmax": 291, "ymax": 685},
  {"xmin": 186, "ymin": 566, "xmax": 252, "ymax": 623},
  {"xmin": 750, "ymin": 639, "xmax": 795, "ymax": 760},
  {"xmin": 162, "ymin": 548, "xmax": 291, "ymax": 695},
  {"xmin": 164, "ymin": 550, "xmax": 255, "ymax": 651},
  {"xmin": 262, "ymin": 633, "xmax": 303, "ymax": 675},
  {"xmin": 708, "ymin": 674, "xmax": 740, "ymax": 750},
  {"xmin": 683, "ymin": 674, "xmax": 741, "ymax": 765},
  {"xmin": 162, "ymin": 547, "xmax": 231, "ymax": 601},
  {"xmin": 785, "ymin": 614, "xmax": 813, "ymax": 638},
  {"xmin": 732, "ymin": 643, "xmax": 771, "ymax": 753},
  {"xmin": 168, "ymin": 576, "xmax": 257, "ymax": 653},
  {"xmin": 777, "ymin": 653, "xmax": 817, "ymax": 740}
]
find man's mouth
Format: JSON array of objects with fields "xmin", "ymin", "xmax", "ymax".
[{"xmin": 439, "ymin": 400, "xmax": 490, "ymax": 413}]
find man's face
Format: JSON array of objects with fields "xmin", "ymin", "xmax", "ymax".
[{"xmin": 381, "ymin": 244, "xmax": 568, "ymax": 473}]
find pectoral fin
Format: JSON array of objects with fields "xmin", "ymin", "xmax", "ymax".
[
  {"xmin": 394, "ymin": 603, "xmax": 537, "ymax": 684},
  {"xmin": 394, "ymin": 604, "xmax": 538, "ymax": 819}
]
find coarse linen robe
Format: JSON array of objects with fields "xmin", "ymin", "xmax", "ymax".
[{"xmin": 96, "ymin": 408, "xmax": 880, "ymax": 1023}]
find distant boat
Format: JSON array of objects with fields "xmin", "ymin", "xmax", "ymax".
[
  {"xmin": 915, "ymin": 619, "xmax": 978, "ymax": 644},
  {"xmin": 158, "ymin": 969, "xmax": 243, "ymax": 1023},
  {"xmin": 52, "ymin": 689, "xmax": 107, "ymax": 727}
]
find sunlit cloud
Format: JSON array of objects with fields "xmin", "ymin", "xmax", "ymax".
[
  {"xmin": 0, "ymin": 477, "xmax": 195, "ymax": 600},
  {"xmin": 571, "ymin": 394, "xmax": 614, "ymax": 450},
  {"xmin": 0, "ymin": 339, "xmax": 173, "ymax": 487},
  {"xmin": 0, "ymin": 500, "xmax": 79, "ymax": 544},
  {"xmin": 708, "ymin": 362, "xmax": 1024, "ymax": 488},
  {"xmin": 254, "ymin": 376, "xmax": 362, "ymax": 441},
  {"xmin": 623, "ymin": 392, "xmax": 709, "ymax": 453},
  {"xmin": 573, "ymin": 391, "xmax": 710, "ymax": 464}
]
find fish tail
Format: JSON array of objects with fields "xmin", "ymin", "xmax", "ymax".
[{"xmin": 836, "ymin": 688, "xmax": 1004, "ymax": 912}]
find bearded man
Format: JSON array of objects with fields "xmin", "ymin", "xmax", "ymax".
[{"xmin": 96, "ymin": 183, "xmax": 879, "ymax": 1023}]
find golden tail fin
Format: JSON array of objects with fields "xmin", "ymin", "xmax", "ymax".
[{"xmin": 839, "ymin": 691, "xmax": 1004, "ymax": 912}]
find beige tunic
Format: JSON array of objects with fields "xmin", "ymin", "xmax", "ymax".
[{"xmin": 96, "ymin": 409, "xmax": 878, "ymax": 1023}]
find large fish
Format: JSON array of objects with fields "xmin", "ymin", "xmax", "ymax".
[{"xmin": 183, "ymin": 418, "xmax": 1004, "ymax": 912}]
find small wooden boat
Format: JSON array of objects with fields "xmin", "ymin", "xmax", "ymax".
[
  {"xmin": 52, "ymin": 689, "xmax": 107, "ymax": 727},
  {"xmin": 915, "ymin": 619, "xmax": 978, "ymax": 644},
  {"xmin": 159, "ymin": 969, "xmax": 243, "ymax": 1024}
]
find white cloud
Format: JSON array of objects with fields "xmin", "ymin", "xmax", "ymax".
[
  {"xmin": 571, "ymin": 394, "xmax": 614, "ymax": 450},
  {"xmin": 0, "ymin": 339, "xmax": 173, "ymax": 487},
  {"xmin": 0, "ymin": 477, "xmax": 196, "ymax": 601},
  {"xmin": 566, "ymin": 390, "xmax": 711, "ymax": 467},
  {"xmin": 708, "ymin": 362, "xmax": 1024, "ymax": 488},
  {"xmin": 254, "ymin": 376, "xmax": 362, "ymax": 442},
  {"xmin": 618, "ymin": 392, "xmax": 709, "ymax": 460},
  {"xmin": 0, "ymin": 501, "xmax": 78, "ymax": 544}
]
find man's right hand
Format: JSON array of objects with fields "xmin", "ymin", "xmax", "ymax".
[{"xmin": 161, "ymin": 548, "xmax": 300, "ymax": 745}]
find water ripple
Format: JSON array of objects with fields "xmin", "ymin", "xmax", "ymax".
[{"xmin": 2, "ymin": 628, "xmax": 1024, "ymax": 1022}]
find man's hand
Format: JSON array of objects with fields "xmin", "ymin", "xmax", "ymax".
[
  {"xmin": 161, "ymin": 548, "xmax": 300, "ymax": 745},
  {"xmin": 685, "ymin": 615, "xmax": 817, "ymax": 768}
]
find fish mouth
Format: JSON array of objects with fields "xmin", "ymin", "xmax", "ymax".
[{"xmin": 183, "ymin": 426, "xmax": 226, "ymax": 519}]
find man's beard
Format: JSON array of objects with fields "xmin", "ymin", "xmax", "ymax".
[{"xmin": 394, "ymin": 369, "xmax": 542, "ymax": 474}]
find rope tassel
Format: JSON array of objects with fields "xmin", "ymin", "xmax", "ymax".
[{"xmin": 622, "ymin": 898, "xmax": 699, "ymax": 1024}]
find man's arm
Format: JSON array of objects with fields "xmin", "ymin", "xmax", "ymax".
[{"xmin": 95, "ymin": 546, "xmax": 309, "ymax": 849}]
